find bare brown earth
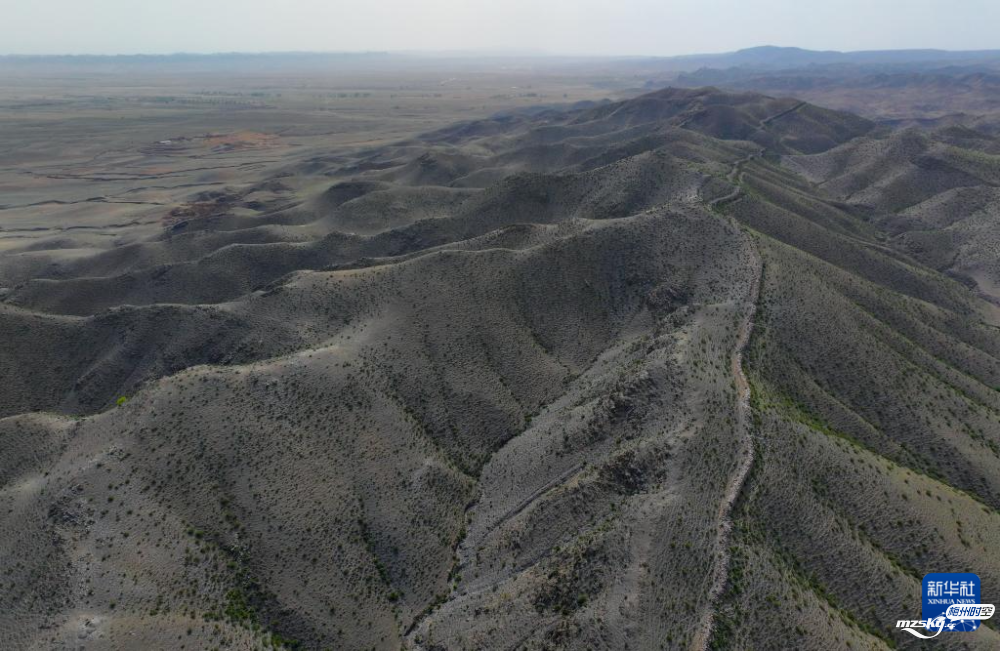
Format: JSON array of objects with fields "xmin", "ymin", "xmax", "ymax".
[{"xmin": 2, "ymin": 63, "xmax": 1000, "ymax": 651}]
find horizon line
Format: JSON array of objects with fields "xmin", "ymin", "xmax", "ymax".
[{"xmin": 3, "ymin": 45, "xmax": 1000, "ymax": 60}]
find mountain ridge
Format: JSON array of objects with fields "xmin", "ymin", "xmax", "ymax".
[{"xmin": 2, "ymin": 86, "xmax": 1000, "ymax": 650}]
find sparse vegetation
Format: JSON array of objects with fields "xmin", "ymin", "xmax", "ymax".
[{"xmin": 2, "ymin": 62, "xmax": 1000, "ymax": 651}]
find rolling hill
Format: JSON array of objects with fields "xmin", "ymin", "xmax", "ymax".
[{"xmin": 2, "ymin": 86, "xmax": 1000, "ymax": 651}]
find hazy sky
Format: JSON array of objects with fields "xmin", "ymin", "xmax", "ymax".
[{"xmin": 4, "ymin": 0, "xmax": 998, "ymax": 56}]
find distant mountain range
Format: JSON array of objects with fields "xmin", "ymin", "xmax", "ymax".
[
  {"xmin": 643, "ymin": 47, "xmax": 1000, "ymax": 121},
  {"xmin": 666, "ymin": 44, "xmax": 1000, "ymax": 69},
  {"xmin": 3, "ymin": 45, "xmax": 1000, "ymax": 68}
]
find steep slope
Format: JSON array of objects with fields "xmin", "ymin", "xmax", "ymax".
[{"xmin": 785, "ymin": 122, "xmax": 1000, "ymax": 309}]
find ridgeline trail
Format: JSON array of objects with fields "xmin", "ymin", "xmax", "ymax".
[{"xmin": 693, "ymin": 168, "xmax": 762, "ymax": 651}]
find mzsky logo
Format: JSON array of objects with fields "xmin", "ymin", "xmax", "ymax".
[{"xmin": 895, "ymin": 573, "xmax": 994, "ymax": 639}]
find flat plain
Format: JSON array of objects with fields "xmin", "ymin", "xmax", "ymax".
[{"xmin": 0, "ymin": 56, "xmax": 628, "ymax": 257}]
